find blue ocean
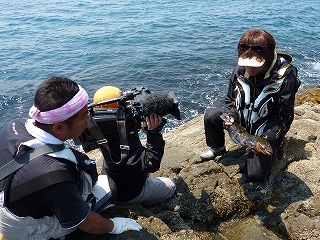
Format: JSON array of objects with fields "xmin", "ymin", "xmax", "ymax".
[{"xmin": 1, "ymin": 0, "xmax": 319, "ymax": 131}]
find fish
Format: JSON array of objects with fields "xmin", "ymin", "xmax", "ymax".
[{"xmin": 220, "ymin": 113, "xmax": 273, "ymax": 156}]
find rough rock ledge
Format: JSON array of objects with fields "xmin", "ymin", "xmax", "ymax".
[{"xmin": 68, "ymin": 88, "xmax": 320, "ymax": 240}]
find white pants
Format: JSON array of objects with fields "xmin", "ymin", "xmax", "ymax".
[{"xmin": 122, "ymin": 177, "xmax": 176, "ymax": 206}]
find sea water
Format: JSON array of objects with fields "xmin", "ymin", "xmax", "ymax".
[{"xmin": 1, "ymin": 0, "xmax": 319, "ymax": 130}]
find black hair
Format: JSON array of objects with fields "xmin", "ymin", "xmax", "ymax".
[
  {"xmin": 34, "ymin": 76, "xmax": 79, "ymax": 112},
  {"xmin": 34, "ymin": 76, "xmax": 80, "ymax": 127}
]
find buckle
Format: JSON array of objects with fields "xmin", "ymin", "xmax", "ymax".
[
  {"xmin": 120, "ymin": 145, "xmax": 130, "ymax": 150},
  {"xmin": 97, "ymin": 139, "xmax": 108, "ymax": 145}
]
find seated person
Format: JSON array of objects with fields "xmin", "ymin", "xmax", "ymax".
[
  {"xmin": 200, "ymin": 29, "xmax": 300, "ymax": 182},
  {"xmin": 88, "ymin": 86, "xmax": 176, "ymax": 206},
  {"xmin": 0, "ymin": 77, "xmax": 141, "ymax": 240}
]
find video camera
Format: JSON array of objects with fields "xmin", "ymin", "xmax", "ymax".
[{"xmin": 75, "ymin": 86, "xmax": 181, "ymax": 152}]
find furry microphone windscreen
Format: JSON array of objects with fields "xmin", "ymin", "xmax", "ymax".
[{"xmin": 140, "ymin": 92, "xmax": 181, "ymax": 120}]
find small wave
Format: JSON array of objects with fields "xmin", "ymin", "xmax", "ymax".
[{"xmin": 312, "ymin": 62, "xmax": 320, "ymax": 71}]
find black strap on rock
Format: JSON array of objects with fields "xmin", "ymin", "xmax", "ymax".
[{"xmin": 0, "ymin": 144, "xmax": 65, "ymax": 181}]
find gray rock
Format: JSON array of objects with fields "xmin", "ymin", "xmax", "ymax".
[{"xmin": 71, "ymin": 100, "xmax": 320, "ymax": 240}]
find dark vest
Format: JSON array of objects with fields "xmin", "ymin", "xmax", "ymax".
[{"xmin": 0, "ymin": 119, "xmax": 98, "ymax": 205}]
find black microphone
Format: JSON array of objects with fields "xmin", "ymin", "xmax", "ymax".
[{"xmin": 140, "ymin": 91, "xmax": 181, "ymax": 120}]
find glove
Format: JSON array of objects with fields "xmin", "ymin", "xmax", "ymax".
[{"xmin": 110, "ymin": 217, "xmax": 142, "ymax": 234}]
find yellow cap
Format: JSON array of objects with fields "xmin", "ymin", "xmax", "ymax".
[
  {"xmin": 0, "ymin": 233, "xmax": 8, "ymax": 240},
  {"xmin": 93, "ymin": 86, "xmax": 121, "ymax": 108}
]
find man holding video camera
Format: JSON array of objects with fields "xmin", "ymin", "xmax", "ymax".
[{"xmin": 86, "ymin": 86, "xmax": 177, "ymax": 206}]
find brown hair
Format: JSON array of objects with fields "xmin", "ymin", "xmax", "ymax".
[{"xmin": 238, "ymin": 29, "xmax": 276, "ymax": 66}]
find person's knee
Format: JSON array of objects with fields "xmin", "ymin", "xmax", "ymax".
[
  {"xmin": 159, "ymin": 177, "xmax": 176, "ymax": 199},
  {"xmin": 168, "ymin": 179, "xmax": 177, "ymax": 197},
  {"xmin": 204, "ymin": 108, "xmax": 223, "ymax": 123},
  {"xmin": 244, "ymin": 156, "xmax": 271, "ymax": 182}
]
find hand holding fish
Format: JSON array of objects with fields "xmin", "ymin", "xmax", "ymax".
[
  {"xmin": 220, "ymin": 113, "xmax": 235, "ymax": 128},
  {"xmin": 223, "ymin": 115, "xmax": 234, "ymax": 128},
  {"xmin": 220, "ymin": 113, "xmax": 273, "ymax": 156},
  {"xmin": 245, "ymin": 146, "xmax": 258, "ymax": 154}
]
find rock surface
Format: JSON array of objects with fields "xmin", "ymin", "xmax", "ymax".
[{"xmin": 69, "ymin": 88, "xmax": 320, "ymax": 240}]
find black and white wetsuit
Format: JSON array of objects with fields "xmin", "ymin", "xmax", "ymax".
[{"xmin": 204, "ymin": 51, "xmax": 300, "ymax": 181}]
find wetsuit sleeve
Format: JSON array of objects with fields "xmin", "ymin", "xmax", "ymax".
[
  {"xmin": 262, "ymin": 67, "xmax": 299, "ymax": 141},
  {"xmin": 141, "ymin": 131, "xmax": 165, "ymax": 173},
  {"xmin": 224, "ymin": 68, "xmax": 240, "ymax": 121}
]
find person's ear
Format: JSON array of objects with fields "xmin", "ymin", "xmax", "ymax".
[{"xmin": 52, "ymin": 122, "xmax": 67, "ymax": 139}]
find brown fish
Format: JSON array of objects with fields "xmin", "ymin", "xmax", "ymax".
[{"xmin": 220, "ymin": 113, "xmax": 273, "ymax": 156}]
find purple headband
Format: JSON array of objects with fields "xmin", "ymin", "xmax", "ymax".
[{"xmin": 29, "ymin": 85, "xmax": 89, "ymax": 124}]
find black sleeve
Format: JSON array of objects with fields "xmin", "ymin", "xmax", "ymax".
[
  {"xmin": 47, "ymin": 181, "xmax": 90, "ymax": 228},
  {"xmin": 141, "ymin": 131, "xmax": 165, "ymax": 173},
  {"xmin": 224, "ymin": 67, "xmax": 240, "ymax": 121},
  {"xmin": 262, "ymin": 68, "xmax": 300, "ymax": 140}
]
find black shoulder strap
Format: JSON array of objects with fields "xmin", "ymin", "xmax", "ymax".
[
  {"xmin": 0, "ymin": 144, "xmax": 65, "ymax": 181},
  {"xmin": 116, "ymin": 107, "xmax": 130, "ymax": 163},
  {"xmin": 9, "ymin": 170, "xmax": 75, "ymax": 203},
  {"xmin": 86, "ymin": 117, "xmax": 110, "ymax": 152}
]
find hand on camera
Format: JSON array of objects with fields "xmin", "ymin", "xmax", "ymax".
[{"xmin": 141, "ymin": 114, "xmax": 164, "ymax": 133}]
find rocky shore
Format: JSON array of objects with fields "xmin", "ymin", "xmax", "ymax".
[{"xmin": 71, "ymin": 88, "xmax": 320, "ymax": 240}]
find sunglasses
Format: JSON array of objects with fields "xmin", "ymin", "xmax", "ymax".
[{"xmin": 238, "ymin": 43, "xmax": 266, "ymax": 52}]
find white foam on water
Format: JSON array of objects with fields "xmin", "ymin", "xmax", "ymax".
[{"xmin": 312, "ymin": 62, "xmax": 320, "ymax": 71}]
